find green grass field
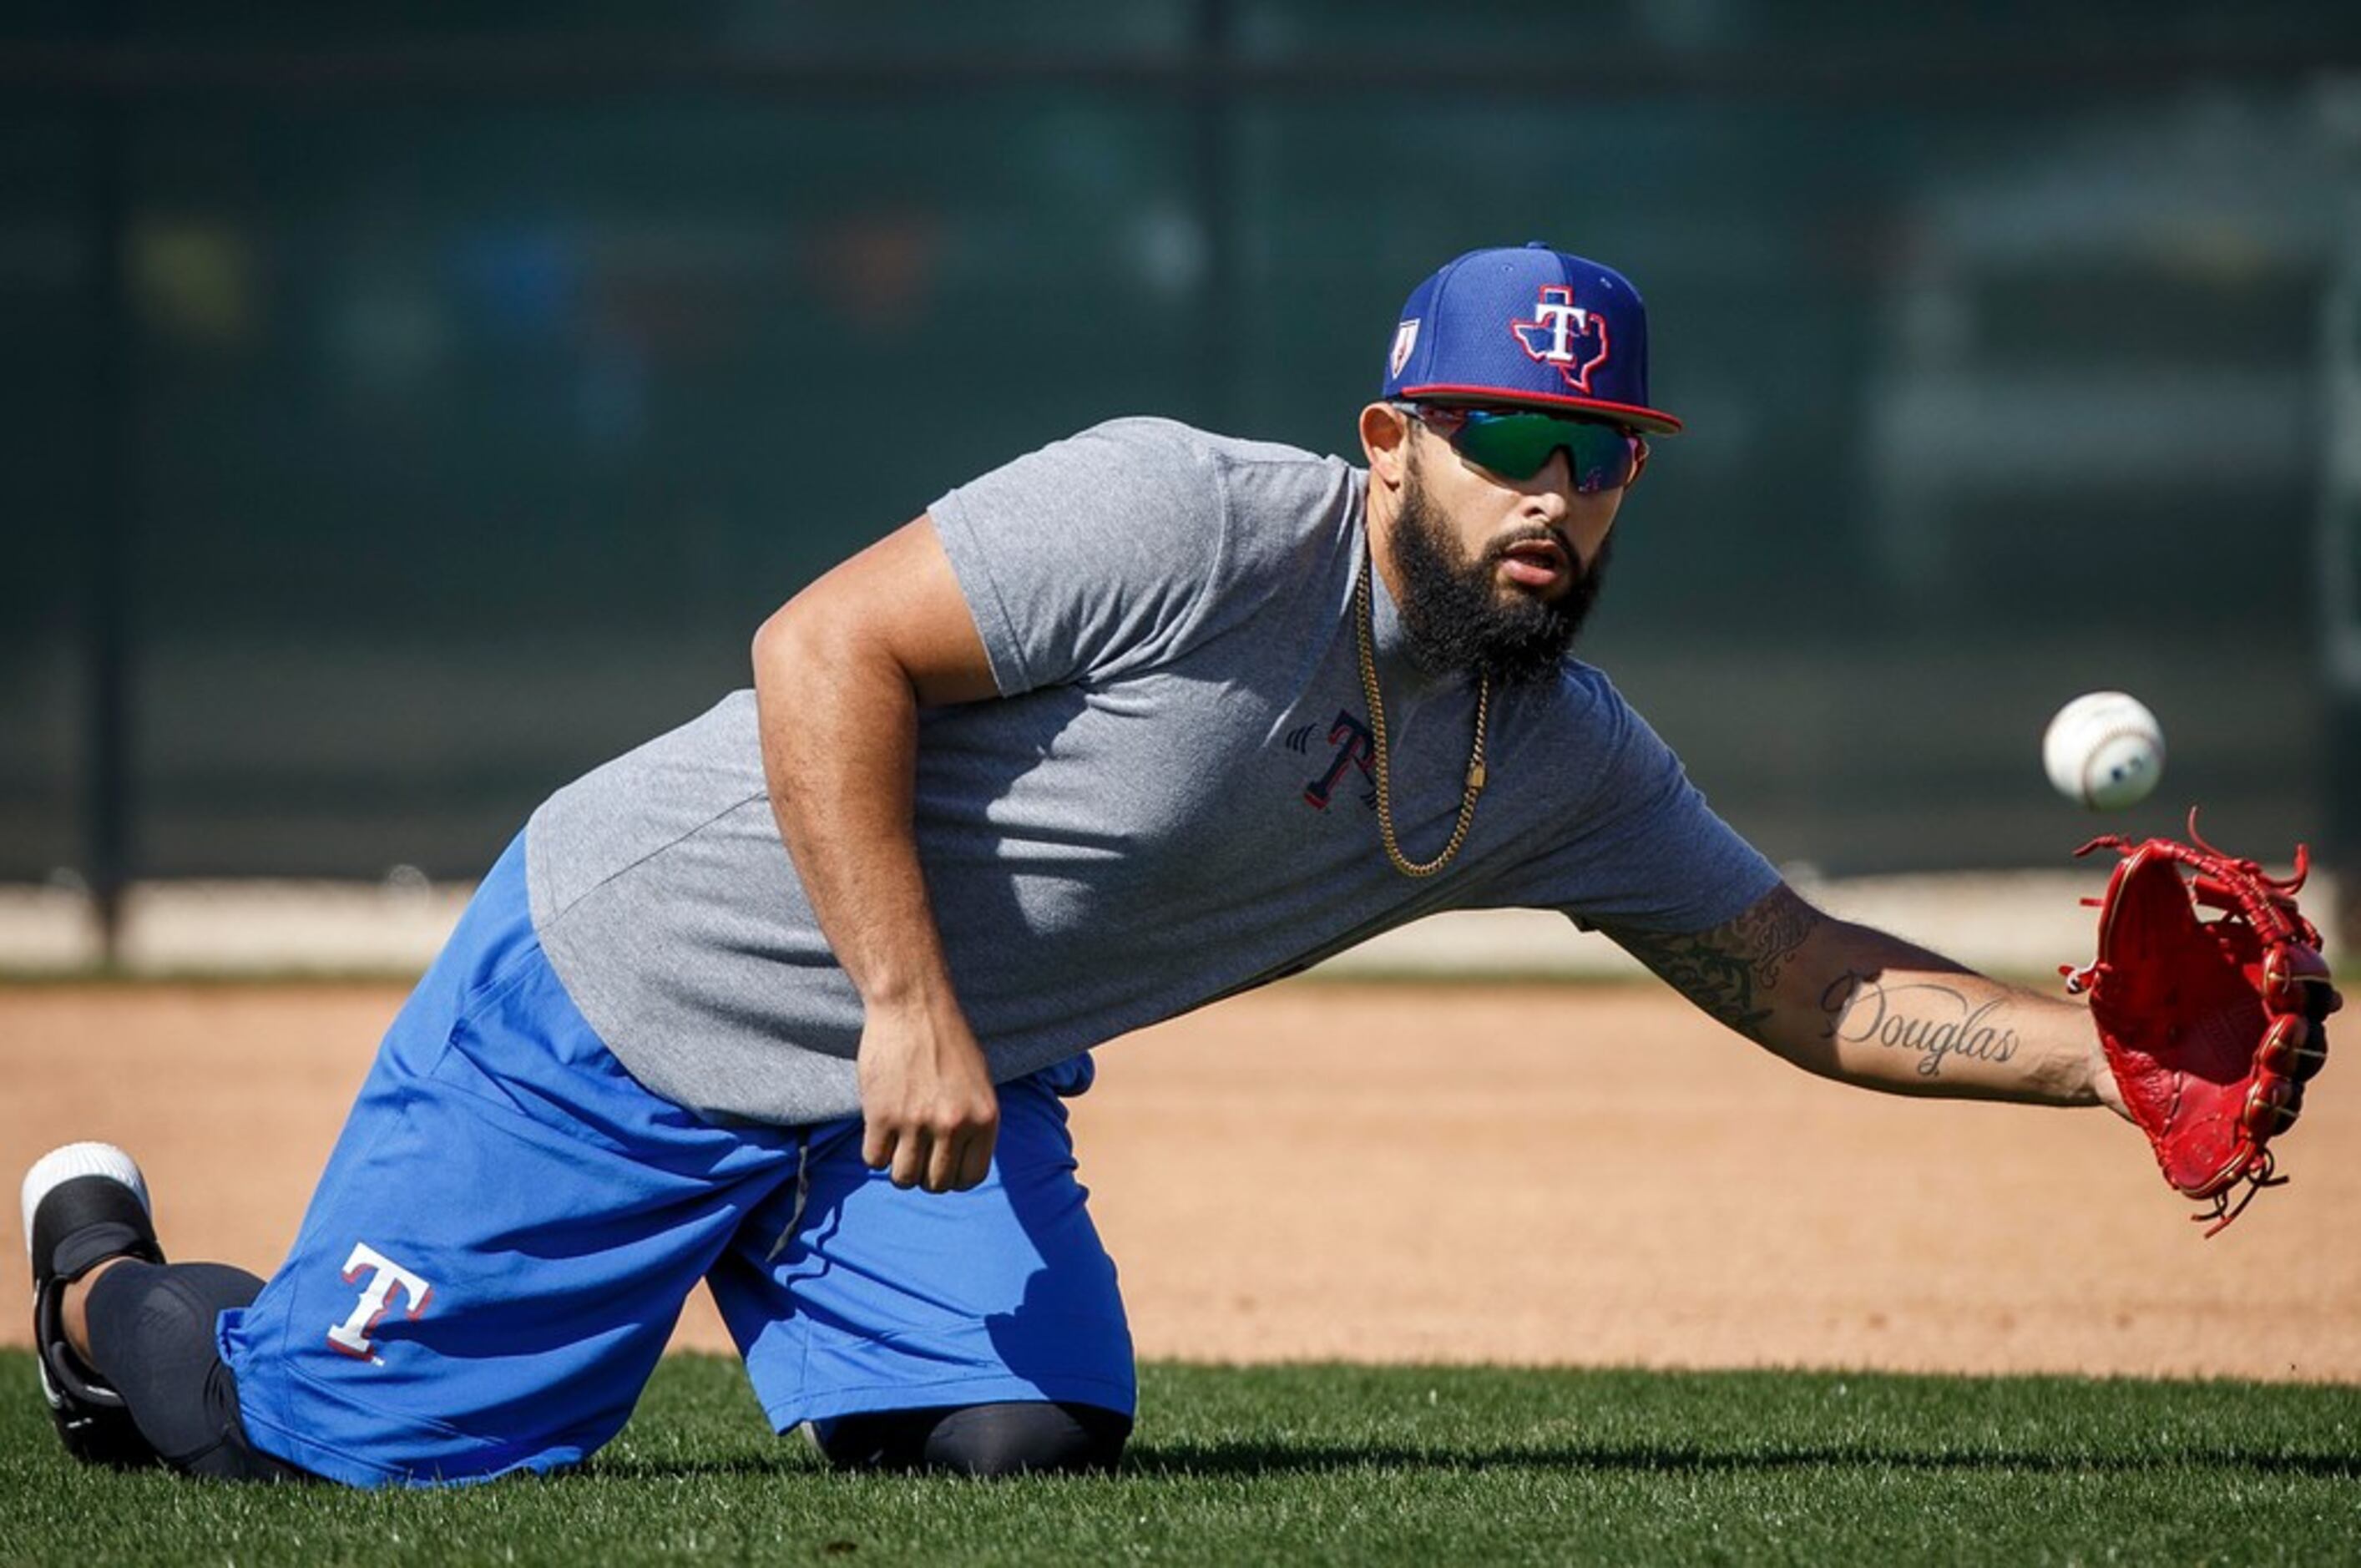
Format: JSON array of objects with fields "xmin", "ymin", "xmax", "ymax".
[{"xmin": 2, "ymin": 1353, "xmax": 2356, "ymax": 1565}]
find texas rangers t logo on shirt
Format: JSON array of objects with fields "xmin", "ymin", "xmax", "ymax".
[
  {"xmin": 1302, "ymin": 711, "xmax": 1375, "ymax": 811},
  {"xmin": 1510, "ymin": 285, "xmax": 1610, "ymax": 392}
]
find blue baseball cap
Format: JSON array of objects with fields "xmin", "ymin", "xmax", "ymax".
[{"xmin": 1380, "ymin": 242, "xmax": 1681, "ymax": 434}]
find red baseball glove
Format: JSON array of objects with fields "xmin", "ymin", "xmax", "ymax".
[{"xmin": 2063, "ymin": 813, "xmax": 2338, "ymax": 1236}]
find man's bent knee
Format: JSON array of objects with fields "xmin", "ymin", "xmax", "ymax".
[
  {"xmin": 811, "ymin": 1400, "xmax": 1130, "ymax": 1477},
  {"xmin": 83, "ymin": 1261, "xmax": 302, "ymax": 1481},
  {"xmin": 928, "ymin": 1401, "xmax": 1130, "ymax": 1477}
]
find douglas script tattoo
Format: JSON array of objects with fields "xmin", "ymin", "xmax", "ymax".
[
  {"xmin": 1819, "ymin": 974, "xmax": 2020, "ymax": 1078},
  {"xmin": 1610, "ymin": 888, "xmax": 1823, "ymax": 1040}
]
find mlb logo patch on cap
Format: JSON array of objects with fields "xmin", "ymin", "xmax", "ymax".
[{"xmin": 1381, "ymin": 242, "xmax": 1681, "ymax": 434}]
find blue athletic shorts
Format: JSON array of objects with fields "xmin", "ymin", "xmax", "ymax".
[{"xmin": 216, "ymin": 835, "xmax": 1135, "ymax": 1488}]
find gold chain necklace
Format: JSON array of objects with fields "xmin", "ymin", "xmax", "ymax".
[{"xmin": 1354, "ymin": 542, "xmax": 1489, "ymax": 878}]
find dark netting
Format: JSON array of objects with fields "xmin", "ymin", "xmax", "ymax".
[{"xmin": 4, "ymin": 5, "xmax": 2354, "ymax": 882}]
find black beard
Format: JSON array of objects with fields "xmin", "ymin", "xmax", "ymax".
[{"xmin": 1388, "ymin": 475, "xmax": 1608, "ymax": 685}]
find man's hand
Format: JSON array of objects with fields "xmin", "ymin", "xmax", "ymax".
[
  {"xmin": 2084, "ymin": 1024, "xmax": 2131, "ymax": 1120},
  {"xmin": 753, "ymin": 514, "xmax": 1007, "ymax": 1196},
  {"xmin": 856, "ymin": 999, "xmax": 1001, "ymax": 1193}
]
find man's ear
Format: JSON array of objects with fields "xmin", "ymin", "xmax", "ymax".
[{"xmin": 1360, "ymin": 403, "xmax": 1412, "ymax": 492}]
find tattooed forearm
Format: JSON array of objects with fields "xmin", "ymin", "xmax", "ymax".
[
  {"xmin": 1610, "ymin": 891, "xmax": 2087, "ymax": 1102},
  {"xmin": 1819, "ymin": 973, "xmax": 2020, "ymax": 1078},
  {"xmin": 1610, "ymin": 887, "xmax": 1825, "ymax": 1040}
]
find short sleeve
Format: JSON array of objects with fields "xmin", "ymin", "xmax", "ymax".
[
  {"xmin": 1486, "ymin": 683, "xmax": 1781, "ymax": 934},
  {"xmin": 928, "ymin": 417, "xmax": 1231, "ymax": 696}
]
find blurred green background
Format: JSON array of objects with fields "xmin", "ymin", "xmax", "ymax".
[{"xmin": 6, "ymin": 3, "xmax": 2360, "ymax": 897}]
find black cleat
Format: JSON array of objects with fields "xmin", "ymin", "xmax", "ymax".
[{"xmin": 21, "ymin": 1143, "xmax": 166, "ymax": 1468}]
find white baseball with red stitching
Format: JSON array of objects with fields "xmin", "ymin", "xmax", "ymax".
[{"xmin": 2043, "ymin": 690, "xmax": 2166, "ymax": 812}]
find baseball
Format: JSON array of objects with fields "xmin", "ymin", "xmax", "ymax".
[{"xmin": 2042, "ymin": 691, "xmax": 2165, "ymax": 811}]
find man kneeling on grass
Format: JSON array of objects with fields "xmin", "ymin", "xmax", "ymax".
[{"xmin": 26, "ymin": 244, "xmax": 2136, "ymax": 1485}]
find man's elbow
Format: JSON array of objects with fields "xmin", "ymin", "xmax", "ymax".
[{"xmin": 752, "ymin": 592, "xmax": 836, "ymax": 691}]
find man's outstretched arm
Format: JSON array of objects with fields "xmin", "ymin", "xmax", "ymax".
[
  {"xmin": 753, "ymin": 514, "xmax": 1004, "ymax": 1193},
  {"xmin": 1603, "ymin": 885, "xmax": 2127, "ymax": 1115}
]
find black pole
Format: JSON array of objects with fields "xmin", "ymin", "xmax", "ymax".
[
  {"xmin": 1192, "ymin": 0, "xmax": 1236, "ymax": 431},
  {"xmin": 82, "ymin": 23, "xmax": 132, "ymax": 966},
  {"xmin": 2324, "ymin": 88, "xmax": 2361, "ymax": 960},
  {"xmin": 2329, "ymin": 331, "xmax": 2361, "ymax": 962}
]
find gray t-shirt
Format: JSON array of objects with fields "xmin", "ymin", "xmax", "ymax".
[{"xmin": 526, "ymin": 417, "xmax": 1779, "ymax": 1125}]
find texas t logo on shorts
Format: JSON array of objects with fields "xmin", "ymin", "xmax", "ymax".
[
  {"xmin": 326, "ymin": 1242, "xmax": 433, "ymax": 1363},
  {"xmin": 1510, "ymin": 285, "xmax": 1610, "ymax": 393}
]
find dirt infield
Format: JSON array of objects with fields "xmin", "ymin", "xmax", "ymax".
[{"xmin": 3, "ymin": 980, "xmax": 2353, "ymax": 1383}]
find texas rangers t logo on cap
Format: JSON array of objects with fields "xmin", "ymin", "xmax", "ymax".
[
  {"xmin": 1378, "ymin": 244, "xmax": 1684, "ymax": 434},
  {"xmin": 1510, "ymin": 286, "xmax": 1610, "ymax": 393}
]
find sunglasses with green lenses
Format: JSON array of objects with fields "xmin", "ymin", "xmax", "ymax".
[{"xmin": 1405, "ymin": 404, "xmax": 1649, "ymax": 493}]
